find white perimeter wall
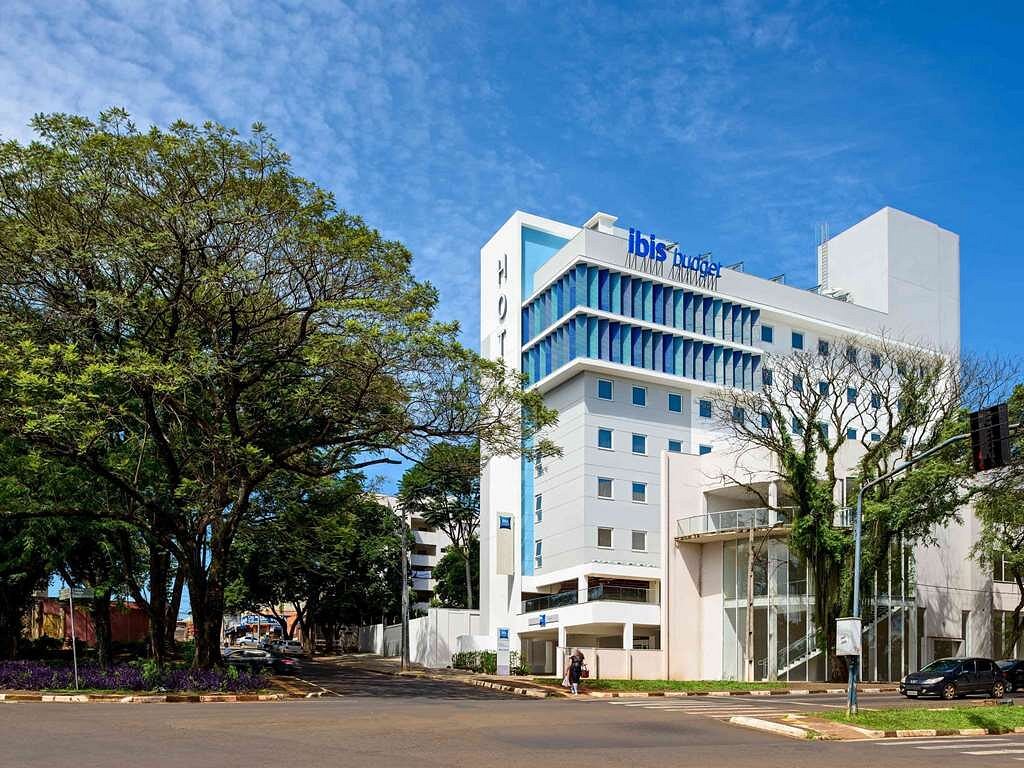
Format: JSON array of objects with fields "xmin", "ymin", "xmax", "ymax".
[{"xmin": 363, "ymin": 608, "xmax": 483, "ymax": 668}]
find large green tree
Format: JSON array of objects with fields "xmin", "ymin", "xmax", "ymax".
[
  {"xmin": 399, "ymin": 442, "xmax": 480, "ymax": 610},
  {"xmin": 715, "ymin": 336, "xmax": 995, "ymax": 680},
  {"xmin": 0, "ymin": 110, "xmax": 556, "ymax": 667},
  {"xmin": 431, "ymin": 537, "xmax": 480, "ymax": 609}
]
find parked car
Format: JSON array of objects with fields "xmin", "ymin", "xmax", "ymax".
[
  {"xmin": 997, "ymin": 659, "xmax": 1024, "ymax": 692},
  {"xmin": 236, "ymin": 635, "xmax": 261, "ymax": 647},
  {"xmin": 225, "ymin": 648, "xmax": 273, "ymax": 672},
  {"xmin": 900, "ymin": 657, "xmax": 1006, "ymax": 699},
  {"xmin": 271, "ymin": 640, "xmax": 303, "ymax": 656},
  {"xmin": 271, "ymin": 656, "xmax": 301, "ymax": 675}
]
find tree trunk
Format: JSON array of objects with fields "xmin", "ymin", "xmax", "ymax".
[
  {"xmin": 91, "ymin": 588, "xmax": 113, "ymax": 668},
  {"xmin": 463, "ymin": 547, "xmax": 474, "ymax": 610},
  {"xmin": 164, "ymin": 564, "xmax": 186, "ymax": 653},
  {"xmin": 187, "ymin": 554, "xmax": 226, "ymax": 669},
  {"xmin": 146, "ymin": 548, "xmax": 170, "ymax": 665}
]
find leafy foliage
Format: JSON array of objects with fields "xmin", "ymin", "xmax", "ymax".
[{"xmin": 432, "ymin": 537, "xmax": 480, "ymax": 609}]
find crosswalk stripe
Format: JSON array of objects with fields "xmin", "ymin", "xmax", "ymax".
[
  {"xmin": 963, "ymin": 749, "xmax": 1024, "ymax": 755},
  {"xmin": 916, "ymin": 743, "xmax": 1012, "ymax": 750},
  {"xmin": 875, "ymin": 738, "xmax": 1010, "ymax": 746}
]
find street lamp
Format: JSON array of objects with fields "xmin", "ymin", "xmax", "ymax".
[{"xmin": 746, "ymin": 517, "xmax": 786, "ymax": 682}]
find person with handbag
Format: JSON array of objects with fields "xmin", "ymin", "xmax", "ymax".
[{"xmin": 564, "ymin": 648, "xmax": 587, "ymax": 695}]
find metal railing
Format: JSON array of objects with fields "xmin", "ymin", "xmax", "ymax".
[
  {"xmin": 677, "ymin": 507, "xmax": 795, "ymax": 538},
  {"xmin": 777, "ymin": 631, "xmax": 819, "ymax": 675},
  {"xmin": 521, "ymin": 589, "xmax": 578, "ymax": 614},
  {"xmin": 587, "ymin": 584, "xmax": 653, "ymax": 604}
]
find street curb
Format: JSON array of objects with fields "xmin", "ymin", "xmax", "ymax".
[
  {"xmin": 0, "ymin": 691, "xmax": 291, "ymax": 704},
  {"xmin": 581, "ymin": 686, "xmax": 897, "ymax": 699},
  {"xmin": 729, "ymin": 716, "xmax": 816, "ymax": 739},
  {"xmin": 467, "ymin": 679, "xmax": 549, "ymax": 698},
  {"xmin": 846, "ymin": 724, "xmax": 1024, "ymax": 739}
]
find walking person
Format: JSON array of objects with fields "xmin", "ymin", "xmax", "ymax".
[{"xmin": 564, "ymin": 648, "xmax": 587, "ymax": 695}]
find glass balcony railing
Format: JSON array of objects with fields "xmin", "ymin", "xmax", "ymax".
[
  {"xmin": 587, "ymin": 584, "xmax": 653, "ymax": 604},
  {"xmin": 521, "ymin": 589, "xmax": 578, "ymax": 614},
  {"xmin": 676, "ymin": 507, "xmax": 795, "ymax": 538}
]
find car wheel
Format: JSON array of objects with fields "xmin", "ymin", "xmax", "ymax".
[
  {"xmin": 992, "ymin": 682, "xmax": 1007, "ymax": 699},
  {"xmin": 941, "ymin": 682, "xmax": 957, "ymax": 700}
]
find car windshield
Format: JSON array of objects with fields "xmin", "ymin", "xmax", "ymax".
[
  {"xmin": 920, "ymin": 659, "xmax": 959, "ymax": 673},
  {"xmin": 997, "ymin": 660, "xmax": 1016, "ymax": 670}
]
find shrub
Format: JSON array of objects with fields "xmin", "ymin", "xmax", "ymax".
[
  {"xmin": 451, "ymin": 651, "xmax": 526, "ymax": 675},
  {"xmin": 0, "ymin": 660, "xmax": 267, "ymax": 693}
]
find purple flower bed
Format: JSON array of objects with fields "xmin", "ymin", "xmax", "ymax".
[{"xmin": 0, "ymin": 660, "xmax": 266, "ymax": 693}]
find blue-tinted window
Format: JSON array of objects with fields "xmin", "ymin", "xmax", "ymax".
[
  {"xmin": 761, "ymin": 324, "xmax": 774, "ymax": 343},
  {"xmin": 668, "ymin": 392, "xmax": 682, "ymax": 413},
  {"xmin": 732, "ymin": 406, "xmax": 745, "ymax": 423},
  {"xmin": 761, "ymin": 412, "xmax": 771, "ymax": 429},
  {"xmin": 668, "ymin": 439, "xmax": 683, "ymax": 453},
  {"xmin": 793, "ymin": 375, "xmax": 803, "ymax": 393},
  {"xmin": 792, "ymin": 331, "xmax": 804, "ymax": 350},
  {"xmin": 818, "ymin": 339, "xmax": 830, "ymax": 356},
  {"xmin": 632, "ymin": 386, "xmax": 647, "ymax": 407},
  {"xmin": 870, "ymin": 353, "xmax": 881, "ymax": 369},
  {"xmin": 871, "ymin": 393, "xmax": 881, "ymax": 408},
  {"xmin": 597, "ymin": 378, "xmax": 613, "ymax": 400},
  {"xmin": 847, "ymin": 387, "xmax": 857, "ymax": 403},
  {"xmin": 846, "ymin": 346, "xmax": 858, "ymax": 363},
  {"xmin": 762, "ymin": 368, "xmax": 773, "ymax": 386},
  {"xmin": 631, "ymin": 433, "xmax": 647, "ymax": 455},
  {"xmin": 847, "ymin": 428, "xmax": 857, "ymax": 440},
  {"xmin": 631, "ymin": 481, "xmax": 647, "ymax": 503},
  {"xmin": 870, "ymin": 432, "xmax": 881, "ymax": 442},
  {"xmin": 698, "ymin": 444, "xmax": 712, "ymax": 455},
  {"xmin": 818, "ymin": 380, "xmax": 829, "ymax": 395},
  {"xmin": 699, "ymin": 399, "xmax": 712, "ymax": 418},
  {"xmin": 818, "ymin": 422, "xmax": 829, "ymax": 438},
  {"xmin": 792, "ymin": 416, "xmax": 802, "ymax": 435},
  {"xmin": 598, "ymin": 428, "xmax": 613, "ymax": 450}
]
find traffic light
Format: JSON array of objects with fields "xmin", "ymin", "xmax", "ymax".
[{"xmin": 969, "ymin": 402, "xmax": 1011, "ymax": 472}]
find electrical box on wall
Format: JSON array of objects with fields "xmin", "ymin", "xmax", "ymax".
[{"xmin": 496, "ymin": 515, "xmax": 514, "ymax": 575}]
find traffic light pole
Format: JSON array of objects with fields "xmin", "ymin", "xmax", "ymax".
[{"xmin": 847, "ymin": 430, "xmax": 970, "ymax": 715}]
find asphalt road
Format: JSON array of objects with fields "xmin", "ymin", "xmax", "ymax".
[{"xmin": 1, "ymin": 663, "xmax": 1019, "ymax": 768}]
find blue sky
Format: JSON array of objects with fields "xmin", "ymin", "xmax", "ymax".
[{"xmin": 2, "ymin": 1, "xmax": 1022, "ymax": 500}]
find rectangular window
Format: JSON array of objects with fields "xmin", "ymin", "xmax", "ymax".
[
  {"xmin": 732, "ymin": 406, "xmax": 745, "ymax": 423},
  {"xmin": 534, "ymin": 494, "xmax": 542, "ymax": 523},
  {"xmin": 761, "ymin": 324, "xmax": 774, "ymax": 343},
  {"xmin": 535, "ymin": 540, "xmax": 542, "ymax": 568},
  {"xmin": 631, "ymin": 433, "xmax": 647, "ymax": 455},
  {"xmin": 847, "ymin": 427, "xmax": 857, "ymax": 440},
  {"xmin": 792, "ymin": 331, "xmax": 804, "ymax": 350},
  {"xmin": 818, "ymin": 339, "xmax": 830, "ymax": 356},
  {"xmin": 699, "ymin": 399, "xmax": 712, "ymax": 418},
  {"xmin": 597, "ymin": 527, "xmax": 613, "ymax": 548},
  {"xmin": 632, "ymin": 530, "xmax": 647, "ymax": 552},
  {"xmin": 870, "ymin": 353, "xmax": 882, "ymax": 369},
  {"xmin": 847, "ymin": 387, "xmax": 857, "ymax": 403},
  {"xmin": 792, "ymin": 416, "xmax": 802, "ymax": 435},
  {"xmin": 597, "ymin": 378, "xmax": 613, "ymax": 400},
  {"xmin": 631, "ymin": 385, "xmax": 647, "ymax": 407},
  {"xmin": 871, "ymin": 393, "xmax": 881, "ymax": 408},
  {"xmin": 818, "ymin": 380, "xmax": 828, "ymax": 395},
  {"xmin": 631, "ymin": 481, "xmax": 647, "ymax": 503},
  {"xmin": 667, "ymin": 392, "xmax": 682, "ymax": 413},
  {"xmin": 597, "ymin": 477, "xmax": 613, "ymax": 499},
  {"xmin": 667, "ymin": 439, "xmax": 682, "ymax": 453},
  {"xmin": 760, "ymin": 412, "xmax": 771, "ymax": 429},
  {"xmin": 762, "ymin": 367, "xmax": 773, "ymax": 386},
  {"xmin": 698, "ymin": 444, "xmax": 712, "ymax": 455},
  {"xmin": 597, "ymin": 427, "xmax": 613, "ymax": 450},
  {"xmin": 846, "ymin": 346, "xmax": 858, "ymax": 363},
  {"xmin": 535, "ymin": 458, "xmax": 544, "ymax": 477},
  {"xmin": 793, "ymin": 375, "xmax": 803, "ymax": 393},
  {"xmin": 870, "ymin": 432, "xmax": 881, "ymax": 442},
  {"xmin": 818, "ymin": 421, "xmax": 829, "ymax": 438}
]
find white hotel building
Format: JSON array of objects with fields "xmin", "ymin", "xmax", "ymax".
[{"xmin": 478, "ymin": 207, "xmax": 1017, "ymax": 682}]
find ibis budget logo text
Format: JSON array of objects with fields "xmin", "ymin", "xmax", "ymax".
[{"xmin": 627, "ymin": 227, "xmax": 722, "ymax": 278}]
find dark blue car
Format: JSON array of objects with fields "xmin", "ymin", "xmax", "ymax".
[{"xmin": 900, "ymin": 657, "xmax": 1006, "ymax": 700}]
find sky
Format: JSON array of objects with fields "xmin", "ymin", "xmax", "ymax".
[{"xmin": 2, "ymin": 0, "xmax": 1023, "ymax": 500}]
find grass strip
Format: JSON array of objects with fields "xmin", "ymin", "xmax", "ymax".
[
  {"xmin": 821, "ymin": 705, "xmax": 1024, "ymax": 732},
  {"xmin": 531, "ymin": 678, "xmax": 790, "ymax": 692}
]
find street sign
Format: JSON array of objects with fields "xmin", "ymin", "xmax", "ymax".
[{"xmin": 836, "ymin": 617, "xmax": 862, "ymax": 656}]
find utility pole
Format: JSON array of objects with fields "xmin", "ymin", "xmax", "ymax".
[
  {"xmin": 745, "ymin": 522, "xmax": 755, "ymax": 682},
  {"xmin": 400, "ymin": 503, "xmax": 410, "ymax": 672},
  {"xmin": 67, "ymin": 585, "xmax": 80, "ymax": 691}
]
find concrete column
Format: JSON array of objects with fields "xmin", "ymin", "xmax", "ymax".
[
  {"xmin": 558, "ymin": 623, "xmax": 567, "ymax": 650},
  {"xmin": 623, "ymin": 622, "xmax": 634, "ymax": 650},
  {"xmin": 768, "ymin": 480, "xmax": 779, "ymax": 512},
  {"xmin": 578, "ymin": 574, "xmax": 589, "ymax": 603},
  {"xmin": 544, "ymin": 640, "xmax": 555, "ymax": 675}
]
